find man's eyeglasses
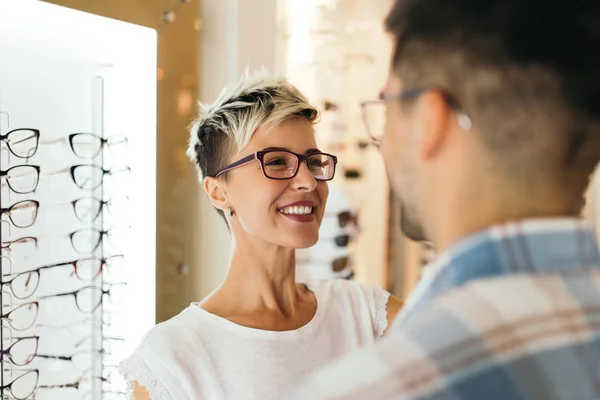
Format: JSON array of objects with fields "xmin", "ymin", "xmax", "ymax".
[
  {"xmin": 0, "ymin": 165, "xmax": 40, "ymax": 194},
  {"xmin": 0, "ymin": 129, "xmax": 40, "ymax": 159},
  {"xmin": 213, "ymin": 149, "xmax": 338, "ymax": 181},
  {"xmin": 360, "ymin": 88, "xmax": 472, "ymax": 143}
]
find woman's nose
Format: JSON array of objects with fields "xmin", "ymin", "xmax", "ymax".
[{"xmin": 290, "ymin": 161, "xmax": 317, "ymax": 191}]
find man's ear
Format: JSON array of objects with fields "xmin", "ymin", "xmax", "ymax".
[
  {"xmin": 419, "ymin": 90, "xmax": 452, "ymax": 160},
  {"xmin": 203, "ymin": 176, "xmax": 229, "ymax": 212}
]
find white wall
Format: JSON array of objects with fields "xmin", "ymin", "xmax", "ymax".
[{"xmin": 192, "ymin": 0, "xmax": 278, "ymax": 299}]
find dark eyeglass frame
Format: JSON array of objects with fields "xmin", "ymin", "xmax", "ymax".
[
  {"xmin": 71, "ymin": 196, "xmax": 127, "ymax": 223},
  {"xmin": 213, "ymin": 149, "xmax": 338, "ymax": 181},
  {"xmin": 0, "ymin": 129, "xmax": 40, "ymax": 159},
  {"xmin": 0, "ymin": 165, "xmax": 41, "ymax": 194},
  {"xmin": 70, "ymin": 164, "xmax": 131, "ymax": 190},
  {"xmin": 1, "ymin": 200, "xmax": 40, "ymax": 228},
  {"xmin": 360, "ymin": 88, "xmax": 470, "ymax": 144},
  {"xmin": 0, "ymin": 336, "xmax": 40, "ymax": 366},
  {"xmin": 0, "ymin": 369, "xmax": 39, "ymax": 400},
  {"xmin": 38, "ymin": 282, "xmax": 127, "ymax": 313},
  {"xmin": 68, "ymin": 228, "xmax": 125, "ymax": 254},
  {"xmin": 1, "ymin": 268, "xmax": 41, "ymax": 300},
  {"xmin": 69, "ymin": 133, "xmax": 128, "ymax": 159},
  {"xmin": 325, "ymin": 210, "xmax": 359, "ymax": 229}
]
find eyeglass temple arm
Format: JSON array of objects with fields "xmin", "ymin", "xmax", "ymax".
[{"xmin": 214, "ymin": 154, "xmax": 256, "ymax": 177}]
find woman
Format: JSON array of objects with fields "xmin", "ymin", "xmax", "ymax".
[{"xmin": 118, "ymin": 71, "xmax": 403, "ymax": 400}]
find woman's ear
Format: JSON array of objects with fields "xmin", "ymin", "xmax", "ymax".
[{"xmin": 203, "ymin": 176, "xmax": 229, "ymax": 212}]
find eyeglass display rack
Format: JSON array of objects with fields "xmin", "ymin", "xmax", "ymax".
[
  {"xmin": 0, "ymin": 1, "xmax": 158, "ymax": 399},
  {"xmin": 0, "ymin": 81, "xmax": 131, "ymax": 399}
]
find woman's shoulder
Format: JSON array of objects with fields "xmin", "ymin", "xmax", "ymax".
[
  {"xmin": 137, "ymin": 305, "xmax": 201, "ymax": 348},
  {"xmin": 307, "ymin": 278, "xmax": 390, "ymax": 303},
  {"xmin": 308, "ymin": 278, "xmax": 391, "ymax": 338}
]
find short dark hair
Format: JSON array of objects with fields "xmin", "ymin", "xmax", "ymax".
[{"xmin": 385, "ymin": 0, "xmax": 600, "ymax": 192}]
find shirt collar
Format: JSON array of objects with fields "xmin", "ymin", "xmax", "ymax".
[{"xmin": 394, "ymin": 218, "xmax": 600, "ymax": 328}]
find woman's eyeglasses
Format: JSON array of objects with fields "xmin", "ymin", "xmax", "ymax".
[
  {"xmin": 213, "ymin": 149, "xmax": 338, "ymax": 181},
  {"xmin": 0, "ymin": 129, "xmax": 40, "ymax": 159},
  {"xmin": 0, "ymin": 369, "xmax": 39, "ymax": 400},
  {"xmin": 0, "ymin": 165, "xmax": 40, "ymax": 194}
]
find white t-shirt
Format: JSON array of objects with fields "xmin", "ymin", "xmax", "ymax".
[{"xmin": 118, "ymin": 279, "xmax": 391, "ymax": 400}]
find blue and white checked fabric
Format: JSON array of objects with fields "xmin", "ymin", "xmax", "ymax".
[{"xmin": 286, "ymin": 218, "xmax": 600, "ymax": 399}]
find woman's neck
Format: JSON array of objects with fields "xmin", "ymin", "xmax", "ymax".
[{"xmin": 211, "ymin": 241, "xmax": 306, "ymax": 318}]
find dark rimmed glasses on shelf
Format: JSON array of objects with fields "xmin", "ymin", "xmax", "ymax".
[
  {"xmin": 37, "ymin": 282, "xmax": 127, "ymax": 313},
  {"xmin": 1, "ymin": 301, "xmax": 39, "ymax": 331},
  {"xmin": 325, "ymin": 210, "xmax": 359, "ymax": 229},
  {"xmin": 1, "ymin": 200, "xmax": 39, "ymax": 228},
  {"xmin": 0, "ymin": 336, "xmax": 39, "ymax": 366},
  {"xmin": 43, "ymin": 132, "xmax": 128, "ymax": 159},
  {"xmin": 0, "ymin": 129, "xmax": 40, "ymax": 159},
  {"xmin": 1, "ymin": 236, "xmax": 39, "ymax": 256},
  {"xmin": 0, "ymin": 369, "xmax": 39, "ymax": 400},
  {"xmin": 298, "ymin": 256, "xmax": 352, "ymax": 273},
  {"xmin": 213, "ymin": 149, "xmax": 337, "ymax": 181},
  {"xmin": 71, "ymin": 197, "xmax": 128, "ymax": 223},
  {"xmin": 1, "ymin": 254, "xmax": 123, "ymax": 299},
  {"xmin": 0, "ymin": 165, "xmax": 40, "ymax": 194},
  {"xmin": 69, "ymin": 228, "xmax": 129, "ymax": 254},
  {"xmin": 70, "ymin": 164, "xmax": 131, "ymax": 190}
]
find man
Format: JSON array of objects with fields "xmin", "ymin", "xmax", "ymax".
[{"xmin": 286, "ymin": 0, "xmax": 600, "ymax": 398}]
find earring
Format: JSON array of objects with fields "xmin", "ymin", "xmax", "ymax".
[{"xmin": 228, "ymin": 208, "xmax": 235, "ymax": 217}]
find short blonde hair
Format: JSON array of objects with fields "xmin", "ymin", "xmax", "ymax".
[{"xmin": 187, "ymin": 69, "xmax": 319, "ymax": 181}]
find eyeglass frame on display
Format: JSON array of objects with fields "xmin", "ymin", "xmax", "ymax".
[
  {"xmin": 0, "ymin": 165, "xmax": 41, "ymax": 194},
  {"xmin": 0, "ymin": 368, "xmax": 39, "ymax": 400},
  {"xmin": 36, "ymin": 282, "xmax": 127, "ymax": 314},
  {"xmin": 0, "ymin": 129, "xmax": 40, "ymax": 159}
]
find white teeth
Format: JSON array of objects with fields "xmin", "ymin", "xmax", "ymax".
[{"xmin": 279, "ymin": 206, "xmax": 313, "ymax": 215}]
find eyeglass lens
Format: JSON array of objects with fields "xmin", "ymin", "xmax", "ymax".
[{"xmin": 262, "ymin": 151, "xmax": 335, "ymax": 180}]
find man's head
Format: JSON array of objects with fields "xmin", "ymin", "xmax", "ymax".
[{"xmin": 379, "ymin": 0, "xmax": 600, "ymax": 245}]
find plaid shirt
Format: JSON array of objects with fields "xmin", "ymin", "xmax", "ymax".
[{"xmin": 286, "ymin": 219, "xmax": 600, "ymax": 400}]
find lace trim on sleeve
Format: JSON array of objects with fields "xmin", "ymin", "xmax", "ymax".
[
  {"xmin": 373, "ymin": 288, "xmax": 391, "ymax": 338},
  {"xmin": 118, "ymin": 350, "xmax": 172, "ymax": 400}
]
